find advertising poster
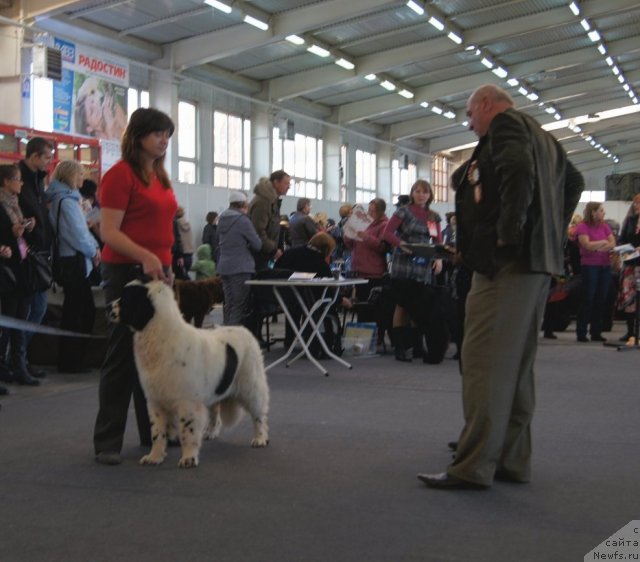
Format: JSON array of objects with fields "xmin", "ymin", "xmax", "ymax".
[{"xmin": 52, "ymin": 38, "xmax": 129, "ymax": 143}]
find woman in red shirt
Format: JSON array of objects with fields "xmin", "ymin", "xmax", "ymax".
[{"xmin": 93, "ymin": 108, "xmax": 177, "ymax": 465}]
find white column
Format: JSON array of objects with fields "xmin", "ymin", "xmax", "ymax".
[
  {"xmin": 149, "ymin": 70, "xmax": 179, "ymax": 180},
  {"xmin": 251, "ymin": 105, "xmax": 272, "ymax": 186},
  {"xmin": 417, "ymin": 153, "xmax": 434, "ymax": 182},
  {"xmin": 322, "ymin": 125, "xmax": 341, "ymax": 201},
  {"xmin": 0, "ymin": 23, "xmax": 25, "ymax": 126},
  {"xmin": 198, "ymin": 104, "xmax": 213, "ymax": 186},
  {"xmin": 345, "ymin": 143, "xmax": 356, "ymax": 204},
  {"xmin": 376, "ymin": 144, "xmax": 392, "ymax": 203}
]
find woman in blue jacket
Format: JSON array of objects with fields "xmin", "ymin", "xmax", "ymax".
[{"xmin": 46, "ymin": 160, "xmax": 101, "ymax": 373}]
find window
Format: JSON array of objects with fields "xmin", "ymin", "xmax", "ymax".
[
  {"xmin": 272, "ymin": 129, "xmax": 323, "ymax": 199},
  {"xmin": 127, "ymin": 88, "xmax": 149, "ymax": 120},
  {"xmin": 431, "ymin": 154, "xmax": 450, "ymax": 203},
  {"xmin": 354, "ymin": 149, "xmax": 376, "ymax": 204},
  {"xmin": 340, "ymin": 145, "xmax": 347, "ymax": 202},
  {"xmin": 178, "ymin": 101, "xmax": 197, "ymax": 184},
  {"xmin": 214, "ymin": 111, "xmax": 251, "ymax": 190},
  {"xmin": 579, "ymin": 190, "xmax": 605, "ymax": 202},
  {"xmin": 391, "ymin": 159, "xmax": 417, "ymax": 201}
]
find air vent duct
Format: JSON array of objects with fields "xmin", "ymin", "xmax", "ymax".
[{"xmin": 32, "ymin": 45, "xmax": 63, "ymax": 81}]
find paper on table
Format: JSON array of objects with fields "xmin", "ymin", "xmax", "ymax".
[
  {"xmin": 343, "ymin": 205, "xmax": 371, "ymax": 241},
  {"xmin": 288, "ymin": 272, "xmax": 316, "ymax": 280}
]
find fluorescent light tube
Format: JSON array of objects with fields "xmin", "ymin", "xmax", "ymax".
[
  {"xmin": 447, "ymin": 31, "xmax": 462, "ymax": 44},
  {"xmin": 492, "ymin": 66, "xmax": 507, "ymax": 78},
  {"xmin": 286, "ymin": 35, "xmax": 304, "ymax": 45},
  {"xmin": 307, "ymin": 44, "xmax": 330, "ymax": 57},
  {"xmin": 335, "ymin": 58, "xmax": 354, "ymax": 70},
  {"xmin": 204, "ymin": 0, "xmax": 232, "ymax": 14},
  {"xmin": 428, "ymin": 16, "xmax": 444, "ymax": 31},
  {"xmin": 243, "ymin": 14, "xmax": 269, "ymax": 30},
  {"xmin": 406, "ymin": 0, "xmax": 424, "ymax": 15}
]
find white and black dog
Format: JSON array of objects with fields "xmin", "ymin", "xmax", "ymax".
[{"xmin": 110, "ymin": 280, "xmax": 269, "ymax": 468}]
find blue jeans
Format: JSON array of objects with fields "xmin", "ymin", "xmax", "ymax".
[
  {"xmin": 576, "ymin": 265, "xmax": 611, "ymax": 338},
  {"xmin": 25, "ymin": 290, "xmax": 48, "ymax": 349}
]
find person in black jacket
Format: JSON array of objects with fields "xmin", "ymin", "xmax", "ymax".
[
  {"xmin": 17, "ymin": 137, "xmax": 54, "ymax": 379},
  {"xmin": 201, "ymin": 211, "xmax": 218, "ymax": 255},
  {"xmin": 0, "ymin": 164, "xmax": 41, "ymax": 386},
  {"xmin": 616, "ymin": 194, "xmax": 640, "ymax": 341},
  {"xmin": 418, "ymin": 84, "xmax": 584, "ymax": 490}
]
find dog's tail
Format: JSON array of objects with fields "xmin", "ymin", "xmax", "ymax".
[{"xmin": 218, "ymin": 398, "xmax": 244, "ymax": 427}]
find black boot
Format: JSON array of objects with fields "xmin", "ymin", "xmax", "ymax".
[
  {"xmin": 14, "ymin": 369, "xmax": 40, "ymax": 386},
  {"xmin": 393, "ymin": 327, "xmax": 413, "ymax": 362}
]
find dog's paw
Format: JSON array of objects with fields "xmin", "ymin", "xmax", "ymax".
[
  {"xmin": 251, "ymin": 437, "xmax": 269, "ymax": 448},
  {"xmin": 139, "ymin": 453, "xmax": 166, "ymax": 465},
  {"xmin": 178, "ymin": 456, "xmax": 199, "ymax": 468}
]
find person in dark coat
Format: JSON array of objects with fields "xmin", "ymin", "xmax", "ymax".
[
  {"xmin": 18, "ymin": 137, "xmax": 55, "ymax": 379},
  {"xmin": 418, "ymin": 84, "xmax": 584, "ymax": 490},
  {"xmin": 201, "ymin": 211, "xmax": 218, "ymax": 256}
]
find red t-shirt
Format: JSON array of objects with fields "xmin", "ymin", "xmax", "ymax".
[{"xmin": 99, "ymin": 160, "xmax": 177, "ymax": 266}]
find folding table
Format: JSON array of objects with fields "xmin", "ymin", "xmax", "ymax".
[{"xmin": 246, "ymin": 277, "xmax": 368, "ymax": 376}]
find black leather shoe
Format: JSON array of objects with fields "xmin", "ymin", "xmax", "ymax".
[
  {"xmin": 577, "ymin": 336, "xmax": 589, "ymax": 342},
  {"xmin": 27, "ymin": 365, "xmax": 47, "ymax": 379},
  {"xmin": 543, "ymin": 332, "xmax": 557, "ymax": 339},
  {"xmin": 494, "ymin": 470, "xmax": 529, "ymax": 484},
  {"xmin": 417, "ymin": 472, "xmax": 488, "ymax": 490}
]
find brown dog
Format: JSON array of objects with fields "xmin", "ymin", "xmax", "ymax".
[{"xmin": 174, "ymin": 277, "xmax": 224, "ymax": 327}]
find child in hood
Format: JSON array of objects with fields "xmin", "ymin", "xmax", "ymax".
[{"xmin": 190, "ymin": 243, "xmax": 216, "ymax": 280}]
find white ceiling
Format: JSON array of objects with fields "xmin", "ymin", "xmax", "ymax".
[{"xmin": 11, "ymin": 0, "xmax": 640, "ymax": 177}]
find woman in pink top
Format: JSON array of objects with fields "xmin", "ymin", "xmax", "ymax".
[
  {"xmin": 344, "ymin": 197, "xmax": 389, "ymax": 302},
  {"xmin": 575, "ymin": 202, "xmax": 615, "ymax": 342}
]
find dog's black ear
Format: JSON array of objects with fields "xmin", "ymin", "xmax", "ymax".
[{"xmin": 119, "ymin": 284, "xmax": 155, "ymax": 331}]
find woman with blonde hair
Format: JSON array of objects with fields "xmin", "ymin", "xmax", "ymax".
[
  {"xmin": 45, "ymin": 160, "xmax": 101, "ymax": 373},
  {"xmin": 575, "ymin": 202, "xmax": 615, "ymax": 342}
]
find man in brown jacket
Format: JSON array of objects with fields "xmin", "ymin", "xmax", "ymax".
[{"xmin": 248, "ymin": 170, "xmax": 290, "ymax": 270}]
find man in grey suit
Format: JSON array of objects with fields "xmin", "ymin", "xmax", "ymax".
[{"xmin": 419, "ymin": 84, "xmax": 584, "ymax": 489}]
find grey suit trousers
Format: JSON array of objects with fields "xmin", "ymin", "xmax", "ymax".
[{"xmin": 448, "ymin": 260, "xmax": 549, "ymax": 486}]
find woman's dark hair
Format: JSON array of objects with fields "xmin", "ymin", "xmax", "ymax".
[
  {"xmin": 206, "ymin": 211, "xmax": 218, "ymax": 223},
  {"xmin": 80, "ymin": 179, "xmax": 98, "ymax": 200},
  {"xmin": 410, "ymin": 179, "xmax": 434, "ymax": 207},
  {"xmin": 0, "ymin": 164, "xmax": 19, "ymax": 186},
  {"xmin": 121, "ymin": 108, "xmax": 175, "ymax": 189}
]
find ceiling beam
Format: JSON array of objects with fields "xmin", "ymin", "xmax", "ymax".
[
  {"xmin": 168, "ymin": 0, "xmax": 402, "ymax": 70},
  {"xmin": 34, "ymin": 13, "xmax": 162, "ymax": 61},
  {"xmin": 12, "ymin": 0, "xmax": 83, "ymax": 20}
]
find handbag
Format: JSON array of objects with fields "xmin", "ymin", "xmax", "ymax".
[
  {"xmin": 0, "ymin": 261, "xmax": 17, "ymax": 294},
  {"xmin": 53, "ymin": 253, "xmax": 86, "ymax": 287},
  {"xmin": 26, "ymin": 248, "xmax": 53, "ymax": 293},
  {"xmin": 52, "ymin": 197, "xmax": 87, "ymax": 287}
]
